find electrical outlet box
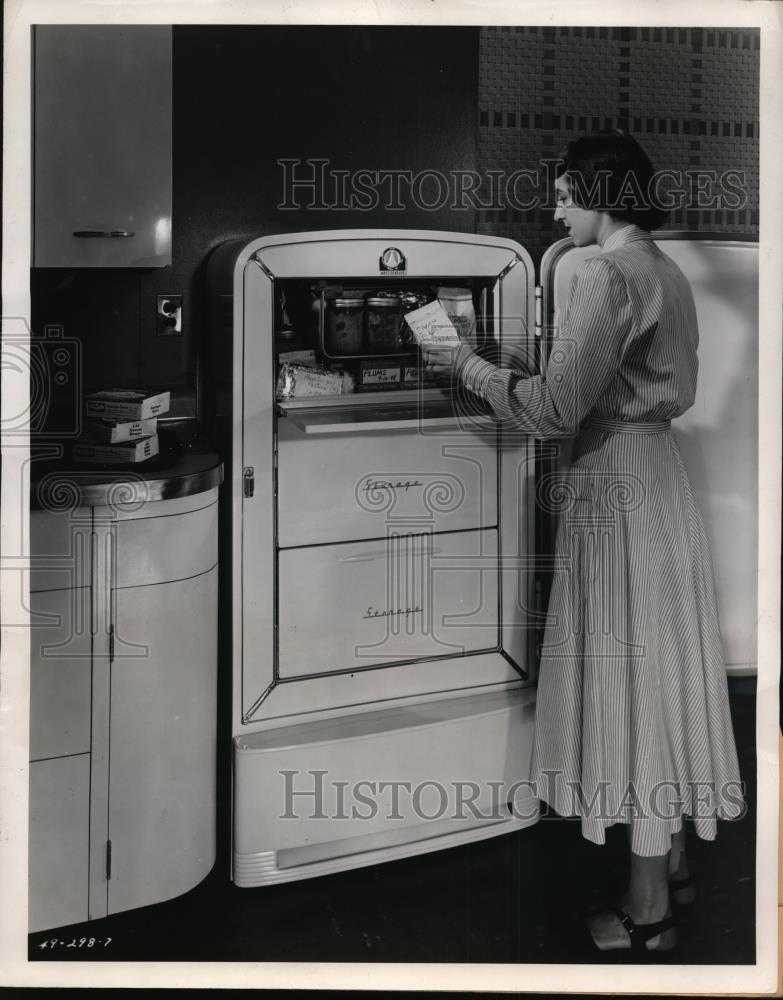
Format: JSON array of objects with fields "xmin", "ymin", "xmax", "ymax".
[{"xmin": 157, "ymin": 295, "xmax": 182, "ymax": 336}]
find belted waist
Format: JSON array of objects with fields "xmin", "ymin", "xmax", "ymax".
[{"xmin": 585, "ymin": 417, "xmax": 672, "ymax": 434}]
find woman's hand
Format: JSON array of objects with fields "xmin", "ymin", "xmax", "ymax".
[{"xmin": 421, "ymin": 341, "xmax": 476, "ymax": 383}]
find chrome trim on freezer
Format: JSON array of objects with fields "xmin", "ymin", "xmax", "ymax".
[
  {"xmin": 252, "ymin": 254, "xmax": 275, "ymax": 279},
  {"xmin": 244, "ymin": 676, "xmax": 527, "ymax": 727},
  {"xmin": 242, "ymin": 649, "xmax": 517, "ymax": 722},
  {"xmin": 496, "ymin": 255, "xmax": 522, "ymax": 282}
]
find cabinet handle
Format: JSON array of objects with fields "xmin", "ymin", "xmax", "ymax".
[{"xmin": 73, "ymin": 230, "xmax": 136, "ymax": 238}]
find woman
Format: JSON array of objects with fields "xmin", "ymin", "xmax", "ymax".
[{"xmin": 424, "ymin": 131, "xmax": 743, "ymax": 953}]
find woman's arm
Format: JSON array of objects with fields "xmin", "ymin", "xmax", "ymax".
[{"xmin": 455, "ymin": 256, "xmax": 636, "ymax": 438}]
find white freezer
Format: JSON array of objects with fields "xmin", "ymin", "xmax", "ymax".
[{"xmin": 209, "ymin": 229, "xmax": 758, "ymax": 887}]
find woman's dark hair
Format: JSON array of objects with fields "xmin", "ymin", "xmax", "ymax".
[{"xmin": 556, "ymin": 130, "xmax": 669, "ymax": 231}]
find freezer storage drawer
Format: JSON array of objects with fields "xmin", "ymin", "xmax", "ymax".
[
  {"xmin": 233, "ymin": 687, "xmax": 538, "ymax": 886},
  {"xmin": 276, "ymin": 419, "xmax": 498, "ymax": 546},
  {"xmin": 277, "ymin": 529, "xmax": 499, "ymax": 678}
]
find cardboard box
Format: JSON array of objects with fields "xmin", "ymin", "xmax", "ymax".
[
  {"xmin": 85, "ymin": 388, "xmax": 170, "ymax": 420},
  {"xmin": 84, "ymin": 417, "xmax": 158, "ymax": 443},
  {"xmin": 73, "ymin": 434, "xmax": 160, "ymax": 464}
]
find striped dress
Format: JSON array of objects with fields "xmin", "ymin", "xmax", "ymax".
[{"xmin": 460, "ymin": 223, "xmax": 743, "ymax": 856}]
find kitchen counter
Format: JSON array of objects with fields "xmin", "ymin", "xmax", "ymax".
[{"xmin": 30, "ymin": 419, "xmax": 223, "ymax": 510}]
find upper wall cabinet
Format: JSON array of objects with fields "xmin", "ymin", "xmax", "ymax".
[{"xmin": 33, "ymin": 26, "xmax": 172, "ymax": 268}]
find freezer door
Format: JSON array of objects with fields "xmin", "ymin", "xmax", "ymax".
[
  {"xmin": 234, "ymin": 230, "xmax": 538, "ymax": 728},
  {"xmin": 540, "ymin": 236, "xmax": 758, "ymax": 675}
]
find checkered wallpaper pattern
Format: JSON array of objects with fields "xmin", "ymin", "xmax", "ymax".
[{"xmin": 478, "ymin": 26, "xmax": 760, "ymax": 264}]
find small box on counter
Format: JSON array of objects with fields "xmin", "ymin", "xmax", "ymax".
[
  {"xmin": 73, "ymin": 435, "xmax": 160, "ymax": 464},
  {"xmin": 85, "ymin": 388, "xmax": 170, "ymax": 420},
  {"xmin": 84, "ymin": 417, "xmax": 158, "ymax": 443}
]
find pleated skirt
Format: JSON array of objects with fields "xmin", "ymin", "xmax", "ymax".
[{"xmin": 529, "ymin": 423, "xmax": 744, "ymax": 857}]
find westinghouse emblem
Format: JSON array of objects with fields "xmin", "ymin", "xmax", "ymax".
[{"xmin": 379, "ymin": 246, "xmax": 406, "ymax": 274}]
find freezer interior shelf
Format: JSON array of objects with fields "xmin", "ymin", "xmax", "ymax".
[{"xmin": 277, "ymin": 391, "xmax": 496, "ymax": 435}]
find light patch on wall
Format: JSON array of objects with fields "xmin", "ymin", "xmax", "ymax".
[{"xmin": 155, "ymin": 216, "xmax": 172, "ymax": 257}]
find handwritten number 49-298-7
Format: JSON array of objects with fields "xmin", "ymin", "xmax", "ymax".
[{"xmin": 38, "ymin": 937, "xmax": 112, "ymax": 949}]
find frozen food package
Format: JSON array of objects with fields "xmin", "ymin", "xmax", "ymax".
[
  {"xmin": 279, "ymin": 350, "xmax": 317, "ymax": 367},
  {"xmin": 276, "ymin": 363, "xmax": 344, "ymax": 399},
  {"xmin": 399, "ymin": 290, "xmax": 430, "ymax": 313},
  {"xmin": 396, "ymin": 291, "xmax": 430, "ymax": 346},
  {"xmin": 356, "ymin": 357, "xmax": 402, "ymax": 392},
  {"xmin": 326, "ymin": 363, "xmax": 357, "ymax": 395},
  {"xmin": 85, "ymin": 388, "xmax": 170, "ymax": 420},
  {"xmin": 403, "ymin": 299, "xmax": 462, "ymax": 348},
  {"xmin": 437, "ymin": 287, "xmax": 477, "ymax": 347},
  {"xmin": 83, "ymin": 417, "xmax": 158, "ymax": 443},
  {"xmin": 74, "ymin": 434, "xmax": 159, "ymax": 464}
]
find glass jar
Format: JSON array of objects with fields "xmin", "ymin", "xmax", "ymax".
[
  {"xmin": 365, "ymin": 296, "xmax": 401, "ymax": 353},
  {"xmin": 325, "ymin": 298, "xmax": 364, "ymax": 355}
]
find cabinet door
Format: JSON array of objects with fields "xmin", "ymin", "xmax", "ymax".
[
  {"xmin": 29, "ymin": 588, "xmax": 92, "ymax": 761},
  {"xmin": 29, "ymin": 756, "xmax": 90, "ymax": 932},
  {"xmin": 106, "ymin": 568, "xmax": 217, "ymax": 915},
  {"xmin": 33, "ymin": 26, "xmax": 172, "ymax": 267}
]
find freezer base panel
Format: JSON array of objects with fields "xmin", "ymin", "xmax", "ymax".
[
  {"xmin": 232, "ymin": 809, "xmax": 538, "ymax": 887},
  {"xmin": 232, "ymin": 686, "xmax": 538, "ymax": 887}
]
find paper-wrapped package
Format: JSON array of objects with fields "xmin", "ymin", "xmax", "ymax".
[
  {"xmin": 403, "ymin": 300, "xmax": 462, "ymax": 348},
  {"xmin": 276, "ymin": 363, "xmax": 344, "ymax": 399},
  {"xmin": 437, "ymin": 287, "xmax": 477, "ymax": 348}
]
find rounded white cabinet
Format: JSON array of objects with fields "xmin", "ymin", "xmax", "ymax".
[{"xmin": 29, "ymin": 462, "xmax": 221, "ymax": 933}]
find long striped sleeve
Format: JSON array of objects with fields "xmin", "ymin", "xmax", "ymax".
[{"xmin": 458, "ymin": 255, "xmax": 637, "ymax": 438}]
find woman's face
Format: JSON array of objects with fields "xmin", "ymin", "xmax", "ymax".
[{"xmin": 554, "ymin": 174, "xmax": 603, "ymax": 247}]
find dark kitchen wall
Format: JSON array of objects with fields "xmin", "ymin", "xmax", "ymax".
[
  {"xmin": 30, "ymin": 26, "xmax": 479, "ymax": 406},
  {"xmin": 477, "ymin": 25, "xmax": 760, "ymax": 264}
]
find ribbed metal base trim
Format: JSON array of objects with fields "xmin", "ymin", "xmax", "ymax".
[{"xmin": 233, "ymin": 811, "xmax": 539, "ymax": 887}]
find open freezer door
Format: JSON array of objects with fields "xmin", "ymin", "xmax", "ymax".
[{"xmin": 540, "ymin": 234, "xmax": 758, "ymax": 677}]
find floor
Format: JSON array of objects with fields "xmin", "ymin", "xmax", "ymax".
[{"xmin": 29, "ymin": 678, "xmax": 756, "ymax": 966}]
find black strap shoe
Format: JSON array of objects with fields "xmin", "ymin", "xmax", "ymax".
[{"xmin": 609, "ymin": 905, "xmax": 677, "ymax": 953}]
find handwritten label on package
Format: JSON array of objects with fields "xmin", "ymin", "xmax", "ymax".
[
  {"xmin": 277, "ymin": 364, "xmax": 343, "ymax": 398},
  {"xmin": 362, "ymin": 366, "xmax": 401, "ymax": 386},
  {"xmin": 403, "ymin": 300, "xmax": 462, "ymax": 348}
]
